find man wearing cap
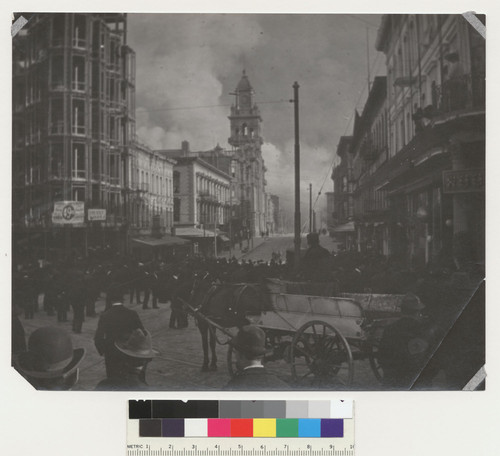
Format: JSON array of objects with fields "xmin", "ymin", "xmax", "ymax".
[
  {"xmin": 377, "ymin": 293, "xmax": 433, "ymax": 389},
  {"xmin": 224, "ymin": 325, "xmax": 290, "ymax": 390},
  {"xmin": 13, "ymin": 326, "xmax": 85, "ymax": 390},
  {"xmin": 94, "ymin": 284, "xmax": 145, "ymax": 379},
  {"xmin": 95, "ymin": 329, "xmax": 157, "ymax": 390}
]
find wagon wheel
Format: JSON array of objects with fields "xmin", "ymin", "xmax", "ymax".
[
  {"xmin": 290, "ymin": 320, "xmax": 354, "ymax": 388},
  {"xmin": 227, "ymin": 344, "xmax": 238, "ymax": 378},
  {"xmin": 367, "ymin": 342, "xmax": 384, "ymax": 382}
]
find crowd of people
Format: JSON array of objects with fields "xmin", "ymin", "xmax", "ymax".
[{"xmin": 11, "ymin": 233, "xmax": 484, "ymax": 391}]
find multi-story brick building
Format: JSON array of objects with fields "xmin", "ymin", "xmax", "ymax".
[{"xmin": 12, "ymin": 13, "xmax": 136, "ymax": 257}]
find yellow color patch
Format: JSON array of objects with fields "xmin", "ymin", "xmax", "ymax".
[{"xmin": 253, "ymin": 419, "xmax": 276, "ymax": 437}]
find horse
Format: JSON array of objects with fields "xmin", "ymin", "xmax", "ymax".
[{"xmin": 187, "ymin": 272, "xmax": 264, "ymax": 372}]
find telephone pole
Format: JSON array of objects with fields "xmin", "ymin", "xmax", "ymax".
[
  {"xmin": 292, "ymin": 82, "xmax": 301, "ymax": 272},
  {"xmin": 309, "ymin": 183, "xmax": 312, "ymax": 233}
]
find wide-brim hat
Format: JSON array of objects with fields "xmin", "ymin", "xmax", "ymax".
[
  {"xmin": 15, "ymin": 327, "xmax": 85, "ymax": 379},
  {"xmin": 229, "ymin": 325, "xmax": 269, "ymax": 358},
  {"xmin": 115, "ymin": 329, "xmax": 159, "ymax": 359}
]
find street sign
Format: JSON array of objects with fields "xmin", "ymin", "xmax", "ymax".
[
  {"xmin": 88, "ymin": 208, "xmax": 107, "ymax": 221},
  {"xmin": 442, "ymin": 168, "xmax": 485, "ymax": 194},
  {"xmin": 52, "ymin": 201, "xmax": 85, "ymax": 225}
]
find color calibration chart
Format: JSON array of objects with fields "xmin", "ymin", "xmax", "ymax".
[{"xmin": 127, "ymin": 400, "xmax": 354, "ymax": 456}]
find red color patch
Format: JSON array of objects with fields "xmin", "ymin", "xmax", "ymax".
[{"xmin": 231, "ymin": 419, "xmax": 253, "ymax": 437}]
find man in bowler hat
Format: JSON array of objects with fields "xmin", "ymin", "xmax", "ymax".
[{"xmin": 14, "ymin": 326, "xmax": 85, "ymax": 390}]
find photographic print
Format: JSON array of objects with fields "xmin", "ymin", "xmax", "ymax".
[{"xmin": 11, "ymin": 13, "xmax": 485, "ymax": 391}]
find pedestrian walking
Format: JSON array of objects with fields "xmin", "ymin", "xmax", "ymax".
[{"xmin": 94, "ymin": 284, "xmax": 145, "ymax": 379}]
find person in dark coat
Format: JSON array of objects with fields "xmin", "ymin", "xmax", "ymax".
[
  {"xmin": 94, "ymin": 284, "xmax": 145, "ymax": 379},
  {"xmin": 301, "ymin": 232, "xmax": 331, "ymax": 281},
  {"xmin": 95, "ymin": 328, "xmax": 158, "ymax": 390},
  {"xmin": 224, "ymin": 325, "xmax": 290, "ymax": 390},
  {"xmin": 377, "ymin": 293, "xmax": 434, "ymax": 389}
]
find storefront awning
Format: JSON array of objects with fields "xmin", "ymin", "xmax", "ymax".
[
  {"xmin": 131, "ymin": 235, "xmax": 191, "ymax": 247},
  {"xmin": 332, "ymin": 221, "xmax": 355, "ymax": 232},
  {"xmin": 218, "ymin": 235, "xmax": 230, "ymax": 242},
  {"xmin": 175, "ymin": 227, "xmax": 216, "ymax": 238}
]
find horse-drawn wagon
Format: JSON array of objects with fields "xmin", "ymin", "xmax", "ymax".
[{"xmin": 184, "ymin": 278, "xmax": 407, "ymax": 387}]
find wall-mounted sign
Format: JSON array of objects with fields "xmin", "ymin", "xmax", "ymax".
[
  {"xmin": 52, "ymin": 201, "xmax": 85, "ymax": 225},
  {"xmin": 88, "ymin": 208, "xmax": 107, "ymax": 221},
  {"xmin": 442, "ymin": 169, "xmax": 485, "ymax": 194}
]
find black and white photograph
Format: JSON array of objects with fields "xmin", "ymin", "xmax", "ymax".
[{"xmin": 10, "ymin": 12, "xmax": 485, "ymax": 393}]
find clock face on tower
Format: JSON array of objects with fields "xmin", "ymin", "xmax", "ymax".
[{"xmin": 240, "ymin": 93, "xmax": 250, "ymax": 106}]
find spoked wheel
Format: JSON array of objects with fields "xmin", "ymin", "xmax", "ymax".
[
  {"xmin": 227, "ymin": 344, "xmax": 238, "ymax": 378},
  {"xmin": 368, "ymin": 342, "xmax": 384, "ymax": 382},
  {"xmin": 290, "ymin": 320, "xmax": 354, "ymax": 388}
]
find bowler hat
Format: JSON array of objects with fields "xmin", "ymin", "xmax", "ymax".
[
  {"xmin": 230, "ymin": 325, "xmax": 268, "ymax": 358},
  {"xmin": 115, "ymin": 329, "xmax": 158, "ymax": 359},
  {"xmin": 15, "ymin": 326, "xmax": 85, "ymax": 379}
]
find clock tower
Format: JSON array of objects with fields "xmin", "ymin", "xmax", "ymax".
[{"xmin": 228, "ymin": 70, "xmax": 263, "ymax": 148}]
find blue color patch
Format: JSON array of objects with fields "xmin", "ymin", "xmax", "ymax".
[{"xmin": 298, "ymin": 419, "xmax": 321, "ymax": 437}]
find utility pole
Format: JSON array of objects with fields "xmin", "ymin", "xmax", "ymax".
[
  {"xmin": 291, "ymin": 82, "xmax": 301, "ymax": 272},
  {"xmin": 309, "ymin": 183, "xmax": 312, "ymax": 233}
]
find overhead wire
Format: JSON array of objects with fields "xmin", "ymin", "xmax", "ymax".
[{"xmin": 305, "ymin": 48, "xmax": 385, "ymax": 233}]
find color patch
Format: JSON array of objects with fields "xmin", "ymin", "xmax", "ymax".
[
  {"xmin": 331, "ymin": 400, "xmax": 353, "ymax": 419},
  {"xmin": 253, "ymin": 419, "xmax": 276, "ymax": 437},
  {"xmin": 184, "ymin": 419, "xmax": 208, "ymax": 437},
  {"xmin": 241, "ymin": 401, "xmax": 265, "ymax": 418},
  {"xmin": 208, "ymin": 419, "xmax": 231, "ymax": 437},
  {"xmin": 220, "ymin": 401, "xmax": 241, "ymax": 418},
  {"xmin": 298, "ymin": 419, "xmax": 321, "ymax": 437},
  {"xmin": 129, "ymin": 400, "xmax": 152, "ymax": 419},
  {"xmin": 139, "ymin": 419, "xmax": 161, "ymax": 437},
  {"xmin": 286, "ymin": 401, "xmax": 308, "ymax": 418},
  {"xmin": 321, "ymin": 419, "xmax": 344, "ymax": 437},
  {"xmin": 263, "ymin": 401, "xmax": 286, "ymax": 418},
  {"xmin": 276, "ymin": 419, "xmax": 299, "ymax": 437},
  {"xmin": 162, "ymin": 419, "xmax": 184, "ymax": 437},
  {"xmin": 230, "ymin": 419, "xmax": 253, "ymax": 437},
  {"xmin": 308, "ymin": 401, "xmax": 330, "ymax": 418},
  {"xmin": 152, "ymin": 401, "xmax": 218, "ymax": 418}
]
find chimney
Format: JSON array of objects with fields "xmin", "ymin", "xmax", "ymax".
[{"xmin": 181, "ymin": 140, "xmax": 190, "ymax": 156}]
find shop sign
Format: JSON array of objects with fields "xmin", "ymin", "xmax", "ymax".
[
  {"xmin": 52, "ymin": 201, "xmax": 85, "ymax": 224},
  {"xmin": 442, "ymin": 169, "xmax": 485, "ymax": 194},
  {"xmin": 88, "ymin": 209, "xmax": 107, "ymax": 221}
]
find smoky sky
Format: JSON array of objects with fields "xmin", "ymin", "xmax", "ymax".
[{"xmin": 128, "ymin": 14, "xmax": 384, "ymax": 218}]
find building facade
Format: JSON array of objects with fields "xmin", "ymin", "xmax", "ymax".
[
  {"xmin": 376, "ymin": 14, "xmax": 485, "ymax": 269},
  {"xmin": 331, "ymin": 14, "xmax": 485, "ymax": 269},
  {"xmin": 129, "ymin": 142, "xmax": 175, "ymax": 236},
  {"xmin": 350, "ymin": 76, "xmax": 390, "ymax": 255},
  {"xmin": 12, "ymin": 13, "xmax": 136, "ymax": 257},
  {"xmin": 330, "ymin": 136, "xmax": 355, "ymax": 250},
  {"xmin": 169, "ymin": 156, "xmax": 231, "ymax": 231},
  {"xmin": 228, "ymin": 70, "xmax": 268, "ymax": 238}
]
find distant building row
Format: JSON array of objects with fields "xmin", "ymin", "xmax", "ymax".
[{"xmin": 329, "ymin": 14, "xmax": 485, "ymax": 270}]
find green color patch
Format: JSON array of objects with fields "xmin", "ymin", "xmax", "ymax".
[{"xmin": 276, "ymin": 419, "xmax": 299, "ymax": 437}]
